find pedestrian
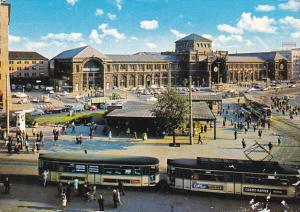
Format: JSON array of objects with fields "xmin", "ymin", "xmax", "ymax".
[
  {"xmin": 108, "ymin": 131, "xmax": 112, "ymax": 140},
  {"xmin": 3, "ymin": 177, "xmax": 10, "ymax": 194},
  {"xmin": 143, "ymin": 132, "xmax": 148, "ymax": 141},
  {"xmin": 112, "ymin": 189, "xmax": 118, "ymax": 208},
  {"xmin": 32, "ymin": 128, "xmax": 36, "ymax": 137},
  {"xmin": 25, "ymin": 139, "xmax": 29, "ymax": 153},
  {"xmin": 133, "ymin": 131, "xmax": 137, "ymax": 139},
  {"xmin": 71, "ymin": 122, "xmax": 76, "ymax": 133},
  {"xmin": 222, "ymin": 120, "xmax": 226, "ymax": 128},
  {"xmin": 98, "ymin": 195, "xmax": 105, "ymax": 211},
  {"xmin": 204, "ymin": 125, "xmax": 207, "ymax": 133},
  {"xmin": 42, "ymin": 170, "xmax": 49, "ymax": 187},
  {"xmin": 268, "ymin": 142, "xmax": 273, "ymax": 151},
  {"xmin": 118, "ymin": 180, "xmax": 125, "ymax": 195},
  {"xmin": 57, "ymin": 181, "xmax": 63, "ymax": 197},
  {"xmin": 268, "ymin": 122, "xmax": 271, "ymax": 129},
  {"xmin": 234, "ymin": 130, "xmax": 237, "ymax": 140},
  {"xmin": 253, "ymin": 124, "xmax": 256, "ymax": 132},
  {"xmin": 278, "ymin": 136, "xmax": 281, "ymax": 145},
  {"xmin": 258, "ymin": 129, "xmax": 262, "ymax": 138},
  {"xmin": 198, "ymin": 133, "xmax": 202, "ymax": 144},
  {"xmin": 200, "ymin": 125, "xmax": 203, "ymax": 133},
  {"xmin": 73, "ymin": 178, "xmax": 79, "ymax": 193},
  {"xmin": 62, "ymin": 192, "xmax": 67, "ymax": 210},
  {"xmin": 126, "ymin": 128, "xmax": 130, "ymax": 136},
  {"xmin": 242, "ymin": 138, "xmax": 246, "ymax": 149},
  {"xmin": 117, "ymin": 189, "xmax": 122, "ymax": 206},
  {"xmin": 66, "ymin": 182, "xmax": 72, "ymax": 202}
]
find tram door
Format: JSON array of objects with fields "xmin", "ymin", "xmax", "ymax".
[{"xmin": 234, "ymin": 173, "xmax": 243, "ymax": 195}]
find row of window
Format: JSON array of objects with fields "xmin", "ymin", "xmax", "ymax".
[
  {"xmin": 169, "ymin": 168, "xmax": 298, "ymax": 186},
  {"xmin": 41, "ymin": 162, "xmax": 159, "ymax": 176},
  {"xmin": 9, "ymin": 60, "xmax": 44, "ymax": 65},
  {"xmin": 108, "ymin": 64, "xmax": 170, "ymax": 71},
  {"xmin": 9, "ymin": 66, "xmax": 43, "ymax": 71},
  {"xmin": 10, "ymin": 72, "xmax": 45, "ymax": 78}
]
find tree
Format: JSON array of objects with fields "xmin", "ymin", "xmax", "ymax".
[{"xmin": 152, "ymin": 89, "xmax": 188, "ymax": 145}]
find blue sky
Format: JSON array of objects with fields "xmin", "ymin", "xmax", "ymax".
[{"xmin": 8, "ymin": 0, "xmax": 300, "ymax": 58}]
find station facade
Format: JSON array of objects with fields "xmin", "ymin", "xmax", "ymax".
[{"xmin": 51, "ymin": 33, "xmax": 292, "ymax": 92}]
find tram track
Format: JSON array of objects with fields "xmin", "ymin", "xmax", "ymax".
[{"xmin": 271, "ymin": 115, "xmax": 300, "ymax": 166}]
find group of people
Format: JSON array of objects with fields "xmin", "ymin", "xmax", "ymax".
[
  {"xmin": 54, "ymin": 178, "xmax": 125, "ymax": 211},
  {"xmin": 4, "ymin": 128, "xmax": 44, "ymax": 154},
  {"xmin": 271, "ymin": 96, "xmax": 299, "ymax": 120}
]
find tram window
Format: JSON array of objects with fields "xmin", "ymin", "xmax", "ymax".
[
  {"xmin": 150, "ymin": 166, "xmax": 158, "ymax": 174},
  {"xmin": 175, "ymin": 169, "xmax": 191, "ymax": 178},
  {"xmin": 224, "ymin": 173, "xmax": 234, "ymax": 182},
  {"xmin": 125, "ymin": 169, "xmax": 132, "ymax": 175}
]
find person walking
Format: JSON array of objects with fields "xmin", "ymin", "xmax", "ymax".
[
  {"xmin": 73, "ymin": 178, "xmax": 79, "ymax": 193},
  {"xmin": 66, "ymin": 182, "xmax": 72, "ymax": 202},
  {"xmin": 98, "ymin": 195, "xmax": 105, "ymax": 211},
  {"xmin": 108, "ymin": 131, "xmax": 112, "ymax": 140},
  {"xmin": 234, "ymin": 130, "xmax": 237, "ymax": 140},
  {"xmin": 3, "ymin": 177, "xmax": 10, "ymax": 194},
  {"xmin": 112, "ymin": 189, "xmax": 118, "ymax": 208},
  {"xmin": 204, "ymin": 125, "xmax": 207, "ymax": 133},
  {"xmin": 277, "ymin": 136, "xmax": 281, "ymax": 145},
  {"xmin": 24, "ymin": 139, "xmax": 29, "ymax": 153},
  {"xmin": 258, "ymin": 129, "xmax": 262, "ymax": 138},
  {"xmin": 242, "ymin": 139, "xmax": 246, "ymax": 149},
  {"xmin": 57, "ymin": 182, "xmax": 63, "ymax": 197},
  {"xmin": 198, "ymin": 133, "xmax": 202, "ymax": 144},
  {"xmin": 118, "ymin": 180, "xmax": 125, "ymax": 195},
  {"xmin": 42, "ymin": 170, "xmax": 49, "ymax": 187},
  {"xmin": 268, "ymin": 142, "xmax": 273, "ymax": 151},
  {"xmin": 61, "ymin": 192, "xmax": 67, "ymax": 210},
  {"xmin": 117, "ymin": 189, "xmax": 122, "ymax": 206}
]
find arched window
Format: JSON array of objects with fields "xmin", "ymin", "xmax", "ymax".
[
  {"xmin": 120, "ymin": 75, "xmax": 127, "ymax": 87},
  {"xmin": 129, "ymin": 75, "xmax": 135, "ymax": 87},
  {"xmin": 154, "ymin": 74, "xmax": 160, "ymax": 86},
  {"xmin": 162, "ymin": 74, "xmax": 168, "ymax": 86},
  {"xmin": 138, "ymin": 75, "xmax": 144, "ymax": 86},
  {"xmin": 112, "ymin": 75, "xmax": 118, "ymax": 87}
]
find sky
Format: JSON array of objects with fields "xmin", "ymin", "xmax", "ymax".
[{"xmin": 7, "ymin": 0, "xmax": 300, "ymax": 58}]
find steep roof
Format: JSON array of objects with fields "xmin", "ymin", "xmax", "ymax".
[
  {"xmin": 107, "ymin": 53, "xmax": 177, "ymax": 62},
  {"xmin": 9, "ymin": 51, "xmax": 48, "ymax": 60},
  {"xmin": 53, "ymin": 46, "xmax": 109, "ymax": 60},
  {"xmin": 176, "ymin": 33, "xmax": 211, "ymax": 43},
  {"xmin": 229, "ymin": 51, "xmax": 288, "ymax": 61},
  {"xmin": 227, "ymin": 56, "xmax": 264, "ymax": 63}
]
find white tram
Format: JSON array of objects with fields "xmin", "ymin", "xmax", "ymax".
[
  {"xmin": 167, "ymin": 157, "xmax": 300, "ymax": 199},
  {"xmin": 39, "ymin": 153, "xmax": 159, "ymax": 187}
]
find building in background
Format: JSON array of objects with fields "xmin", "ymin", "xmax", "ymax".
[
  {"xmin": 51, "ymin": 33, "xmax": 292, "ymax": 93},
  {"xmin": 0, "ymin": 1, "xmax": 10, "ymax": 111},
  {"xmin": 9, "ymin": 51, "xmax": 49, "ymax": 86},
  {"xmin": 279, "ymin": 48, "xmax": 300, "ymax": 80}
]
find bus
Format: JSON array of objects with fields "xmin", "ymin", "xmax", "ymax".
[
  {"xmin": 39, "ymin": 153, "xmax": 159, "ymax": 187},
  {"xmin": 167, "ymin": 157, "xmax": 300, "ymax": 199}
]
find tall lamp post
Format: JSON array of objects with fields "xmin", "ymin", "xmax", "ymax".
[{"xmin": 189, "ymin": 74, "xmax": 193, "ymax": 145}]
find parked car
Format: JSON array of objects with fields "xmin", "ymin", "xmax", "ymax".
[
  {"xmin": 45, "ymin": 107, "xmax": 68, "ymax": 114},
  {"xmin": 45, "ymin": 86, "xmax": 54, "ymax": 91},
  {"xmin": 289, "ymin": 84, "xmax": 296, "ymax": 88},
  {"xmin": 49, "ymin": 90, "xmax": 55, "ymax": 94},
  {"xmin": 69, "ymin": 104, "xmax": 85, "ymax": 112},
  {"xmin": 88, "ymin": 105, "xmax": 97, "ymax": 111},
  {"xmin": 18, "ymin": 98, "xmax": 29, "ymax": 104},
  {"xmin": 31, "ymin": 109, "xmax": 45, "ymax": 116},
  {"xmin": 31, "ymin": 98, "xmax": 40, "ymax": 103}
]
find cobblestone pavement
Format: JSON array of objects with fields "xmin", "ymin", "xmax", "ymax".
[{"xmin": 0, "ymin": 182, "xmax": 299, "ymax": 212}]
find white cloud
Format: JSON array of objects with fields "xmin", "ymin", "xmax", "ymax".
[
  {"xmin": 107, "ymin": 13, "xmax": 117, "ymax": 21},
  {"xmin": 98, "ymin": 23, "xmax": 126, "ymax": 40},
  {"xmin": 278, "ymin": 0, "xmax": 300, "ymax": 12},
  {"xmin": 89, "ymin": 29, "xmax": 102, "ymax": 44},
  {"xmin": 217, "ymin": 24, "xmax": 243, "ymax": 34},
  {"xmin": 218, "ymin": 34, "xmax": 243, "ymax": 43},
  {"xmin": 95, "ymin": 8, "xmax": 104, "ymax": 16},
  {"xmin": 170, "ymin": 29, "xmax": 187, "ymax": 39},
  {"xmin": 202, "ymin": 34, "xmax": 214, "ymax": 41},
  {"xmin": 130, "ymin": 36, "xmax": 138, "ymax": 40},
  {"xmin": 41, "ymin": 32, "xmax": 83, "ymax": 42},
  {"xmin": 66, "ymin": 0, "xmax": 78, "ymax": 6},
  {"xmin": 255, "ymin": 5, "xmax": 275, "ymax": 12},
  {"xmin": 246, "ymin": 40, "xmax": 254, "ymax": 47},
  {"xmin": 114, "ymin": 0, "xmax": 122, "ymax": 11},
  {"xmin": 140, "ymin": 20, "xmax": 159, "ymax": 30},
  {"xmin": 145, "ymin": 42, "xmax": 157, "ymax": 49},
  {"xmin": 237, "ymin": 12, "xmax": 276, "ymax": 33},
  {"xmin": 9, "ymin": 35, "xmax": 27, "ymax": 43},
  {"xmin": 291, "ymin": 31, "xmax": 300, "ymax": 38},
  {"xmin": 279, "ymin": 16, "xmax": 300, "ymax": 30}
]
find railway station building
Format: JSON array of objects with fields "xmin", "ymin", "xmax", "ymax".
[{"xmin": 51, "ymin": 33, "xmax": 292, "ymax": 93}]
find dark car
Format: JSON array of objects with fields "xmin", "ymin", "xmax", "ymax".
[{"xmin": 45, "ymin": 107, "xmax": 68, "ymax": 114}]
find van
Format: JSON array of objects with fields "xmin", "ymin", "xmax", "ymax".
[{"xmin": 69, "ymin": 104, "xmax": 85, "ymax": 112}]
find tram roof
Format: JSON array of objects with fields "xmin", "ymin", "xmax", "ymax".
[
  {"xmin": 39, "ymin": 153, "xmax": 159, "ymax": 165},
  {"xmin": 167, "ymin": 157, "xmax": 299, "ymax": 175}
]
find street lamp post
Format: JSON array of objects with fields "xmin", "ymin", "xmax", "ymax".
[{"xmin": 189, "ymin": 74, "xmax": 193, "ymax": 145}]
